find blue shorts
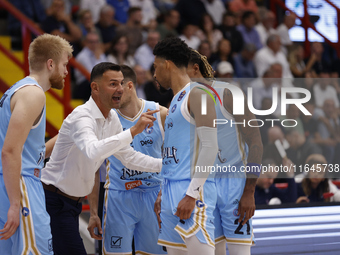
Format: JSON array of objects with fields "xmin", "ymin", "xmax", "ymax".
[
  {"xmin": 214, "ymin": 172, "xmax": 254, "ymax": 245},
  {"xmin": 102, "ymin": 188, "xmax": 166, "ymax": 254},
  {"xmin": 158, "ymin": 179, "xmax": 216, "ymax": 251},
  {"xmin": 0, "ymin": 174, "xmax": 53, "ymax": 254}
]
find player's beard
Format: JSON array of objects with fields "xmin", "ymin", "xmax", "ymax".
[{"xmin": 49, "ymin": 67, "xmax": 64, "ymax": 90}]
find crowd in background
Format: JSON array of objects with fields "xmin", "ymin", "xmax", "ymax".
[{"xmin": 5, "ymin": 0, "xmax": 340, "ymax": 205}]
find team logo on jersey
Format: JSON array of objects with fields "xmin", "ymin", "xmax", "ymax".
[
  {"xmin": 48, "ymin": 239, "xmax": 53, "ymax": 252},
  {"xmin": 177, "ymin": 91, "xmax": 186, "ymax": 101},
  {"xmin": 125, "ymin": 180, "xmax": 142, "ymax": 190},
  {"xmin": 166, "ymin": 118, "xmax": 173, "ymax": 130},
  {"xmin": 34, "ymin": 168, "xmax": 40, "ymax": 178},
  {"xmin": 162, "ymin": 146, "xmax": 179, "ymax": 164},
  {"xmin": 121, "ymin": 167, "xmax": 143, "ymax": 180},
  {"xmin": 196, "ymin": 200, "xmax": 205, "ymax": 208},
  {"xmin": 140, "ymin": 136, "xmax": 153, "ymax": 147},
  {"xmin": 232, "ymin": 199, "xmax": 239, "ymax": 205},
  {"xmin": 111, "ymin": 236, "xmax": 122, "ymax": 248},
  {"xmin": 145, "ymin": 126, "xmax": 153, "ymax": 134},
  {"xmin": 171, "ymin": 104, "xmax": 177, "ymax": 113},
  {"xmin": 233, "ymin": 209, "xmax": 239, "ymax": 217},
  {"xmin": 22, "ymin": 207, "xmax": 29, "ymax": 217}
]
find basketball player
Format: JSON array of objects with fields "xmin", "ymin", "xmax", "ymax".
[
  {"xmin": 153, "ymin": 37, "xmax": 219, "ymax": 255},
  {"xmin": 0, "ymin": 34, "xmax": 73, "ymax": 254},
  {"xmin": 87, "ymin": 65, "xmax": 167, "ymax": 254},
  {"xmin": 187, "ymin": 50, "xmax": 263, "ymax": 255}
]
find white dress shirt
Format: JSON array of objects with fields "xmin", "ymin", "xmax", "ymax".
[
  {"xmin": 134, "ymin": 43, "xmax": 155, "ymax": 71},
  {"xmin": 313, "ymin": 84, "xmax": 340, "ymax": 108},
  {"xmin": 41, "ymin": 97, "xmax": 161, "ymax": 197},
  {"xmin": 255, "ymin": 23, "xmax": 276, "ymax": 46},
  {"xmin": 254, "ymin": 46, "xmax": 293, "ymax": 79}
]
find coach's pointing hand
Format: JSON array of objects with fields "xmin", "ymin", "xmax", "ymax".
[{"xmin": 130, "ymin": 109, "xmax": 159, "ymax": 138}]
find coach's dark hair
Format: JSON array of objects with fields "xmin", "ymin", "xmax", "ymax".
[
  {"xmin": 189, "ymin": 49, "xmax": 214, "ymax": 79},
  {"xmin": 91, "ymin": 62, "xmax": 121, "ymax": 82},
  {"xmin": 120, "ymin": 65, "xmax": 137, "ymax": 85},
  {"xmin": 153, "ymin": 37, "xmax": 191, "ymax": 68}
]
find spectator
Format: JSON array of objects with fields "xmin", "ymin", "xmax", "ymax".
[
  {"xmin": 219, "ymin": 13, "xmax": 244, "ymax": 54},
  {"xmin": 134, "ymin": 65, "xmax": 148, "ymax": 99},
  {"xmin": 107, "ymin": 35, "xmax": 135, "ymax": 67},
  {"xmin": 216, "ymin": 61, "xmax": 234, "ymax": 79},
  {"xmin": 285, "ymin": 129, "xmax": 322, "ymax": 167},
  {"xmin": 116, "ymin": 7, "xmax": 144, "ymax": 55},
  {"xmin": 78, "ymin": 9, "xmax": 102, "ymax": 41},
  {"xmin": 129, "ymin": 0, "xmax": 157, "ymax": 26},
  {"xmin": 255, "ymin": 8, "xmax": 276, "ymax": 46},
  {"xmin": 202, "ymin": 0, "xmax": 226, "ymax": 26},
  {"xmin": 42, "ymin": 0, "xmax": 72, "ymax": 15},
  {"xmin": 297, "ymin": 154, "xmax": 340, "ymax": 203},
  {"xmin": 236, "ymin": 11, "xmax": 262, "ymax": 50},
  {"xmin": 281, "ymin": 104, "xmax": 305, "ymax": 136},
  {"xmin": 79, "ymin": 0, "xmax": 106, "ymax": 23},
  {"xmin": 95, "ymin": 5, "xmax": 117, "ymax": 54},
  {"xmin": 179, "ymin": 24, "xmax": 201, "ymax": 50},
  {"xmin": 107, "ymin": 0, "xmax": 130, "ymax": 24},
  {"xmin": 233, "ymin": 43, "xmax": 257, "ymax": 79},
  {"xmin": 8, "ymin": 0, "xmax": 46, "ymax": 40},
  {"xmin": 301, "ymin": 102, "xmax": 319, "ymax": 140},
  {"xmin": 288, "ymin": 44, "xmax": 316, "ymax": 78},
  {"xmin": 276, "ymin": 12, "xmax": 297, "ymax": 55},
  {"xmin": 314, "ymin": 99, "xmax": 340, "ymax": 164},
  {"xmin": 175, "ymin": 0, "xmax": 207, "ymax": 31},
  {"xmin": 254, "ymin": 34, "xmax": 293, "ymax": 78},
  {"xmin": 196, "ymin": 13, "xmax": 223, "ymax": 53},
  {"xmin": 134, "ymin": 31, "xmax": 160, "ymax": 71},
  {"xmin": 198, "ymin": 41, "xmax": 212, "ymax": 63},
  {"xmin": 250, "ymin": 63, "xmax": 282, "ymax": 112},
  {"xmin": 228, "ymin": 0, "xmax": 258, "ymax": 21},
  {"xmin": 313, "ymin": 71, "xmax": 340, "ymax": 109},
  {"xmin": 74, "ymin": 32, "xmax": 107, "ymax": 101},
  {"xmin": 305, "ymin": 42, "xmax": 330, "ymax": 77},
  {"xmin": 255, "ymin": 158, "xmax": 297, "ymax": 205},
  {"xmin": 157, "ymin": 9, "xmax": 180, "ymax": 40},
  {"xmin": 211, "ymin": 38, "xmax": 234, "ymax": 71},
  {"xmin": 41, "ymin": 0, "xmax": 82, "ymax": 46}
]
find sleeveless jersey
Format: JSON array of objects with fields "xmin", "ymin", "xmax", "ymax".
[
  {"xmin": 105, "ymin": 100, "xmax": 163, "ymax": 191},
  {"xmin": 162, "ymin": 83, "xmax": 215, "ymax": 182},
  {"xmin": 213, "ymin": 81, "xmax": 248, "ymax": 175},
  {"xmin": 0, "ymin": 77, "xmax": 46, "ymax": 178}
]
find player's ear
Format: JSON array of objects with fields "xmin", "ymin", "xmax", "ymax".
[
  {"xmin": 47, "ymin": 59, "xmax": 54, "ymax": 71},
  {"xmin": 194, "ymin": 63, "xmax": 200, "ymax": 74},
  {"xmin": 90, "ymin": 81, "xmax": 98, "ymax": 93}
]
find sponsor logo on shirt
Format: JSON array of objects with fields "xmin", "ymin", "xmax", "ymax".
[
  {"xmin": 166, "ymin": 118, "xmax": 173, "ymax": 130},
  {"xmin": 140, "ymin": 136, "xmax": 153, "ymax": 147},
  {"xmin": 22, "ymin": 207, "xmax": 29, "ymax": 217},
  {"xmin": 171, "ymin": 104, "xmax": 177, "ymax": 113},
  {"xmin": 34, "ymin": 168, "xmax": 40, "ymax": 178},
  {"xmin": 48, "ymin": 239, "xmax": 53, "ymax": 252},
  {"xmin": 196, "ymin": 200, "xmax": 205, "ymax": 208},
  {"xmin": 111, "ymin": 236, "xmax": 122, "ymax": 248},
  {"xmin": 144, "ymin": 126, "xmax": 153, "ymax": 134},
  {"xmin": 177, "ymin": 91, "xmax": 186, "ymax": 101},
  {"xmin": 125, "ymin": 180, "xmax": 143, "ymax": 190}
]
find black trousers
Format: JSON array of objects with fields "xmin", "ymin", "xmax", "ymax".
[{"xmin": 44, "ymin": 189, "xmax": 87, "ymax": 255}]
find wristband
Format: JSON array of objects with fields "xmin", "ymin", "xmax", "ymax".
[{"xmin": 246, "ymin": 163, "xmax": 261, "ymax": 177}]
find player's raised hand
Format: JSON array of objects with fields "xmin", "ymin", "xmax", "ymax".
[
  {"xmin": 0, "ymin": 205, "xmax": 20, "ymax": 240},
  {"xmin": 130, "ymin": 109, "xmax": 159, "ymax": 137},
  {"xmin": 87, "ymin": 215, "xmax": 103, "ymax": 240},
  {"xmin": 175, "ymin": 195, "xmax": 196, "ymax": 220}
]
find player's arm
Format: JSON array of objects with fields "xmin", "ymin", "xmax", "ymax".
[
  {"xmin": 175, "ymin": 87, "xmax": 218, "ymax": 220},
  {"xmin": 87, "ymin": 169, "xmax": 102, "ymax": 240},
  {"xmin": 224, "ymin": 88, "xmax": 263, "ymax": 225},
  {"xmin": 154, "ymin": 189, "xmax": 162, "ymax": 228},
  {"xmin": 159, "ymin": 105, "xmax": 168, "ymax": 130},
  {"xmin": 45, "ymin": 134, "xmax": 58, "ymax": 159},
  {"xmin": 0, "ymin": 86, "xmax": 45, "ymax": 240}
]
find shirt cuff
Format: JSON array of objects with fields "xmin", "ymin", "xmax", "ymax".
[{"xmin": 117, "ymin": 129, "xmax": 133, "ymax": 145}]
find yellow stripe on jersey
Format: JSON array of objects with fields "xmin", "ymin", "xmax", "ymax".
[
  {"xmin": 104, "ymin": 159, "xmax": 110, "ymax": 189},
  {"xmin": 157, "ymin": 239, "xmax": 187, "ymax": 249}
]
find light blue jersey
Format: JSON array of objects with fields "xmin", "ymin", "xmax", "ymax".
[
  {"xmin": 0, "ymin": 77, "xmax": 46, "ymax": 179},
  {"xmin": 213, "ymin": 81, "xmax": 254, "ymax": 245},
  {"xmin": 213, "ymin": 81, "xmax": 248, "ymax": 176},
  {"xmin": 162, "ymin": 83, "xmax": 215, "ymax": 182},
  {"xmin": 105, "ymin": 100, "xmax": 163, "ymax": 191}
]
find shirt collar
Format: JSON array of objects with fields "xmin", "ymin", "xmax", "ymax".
[{"xmin": 87, "ymin": 96, "xmax": 112, "ymax": 121}]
